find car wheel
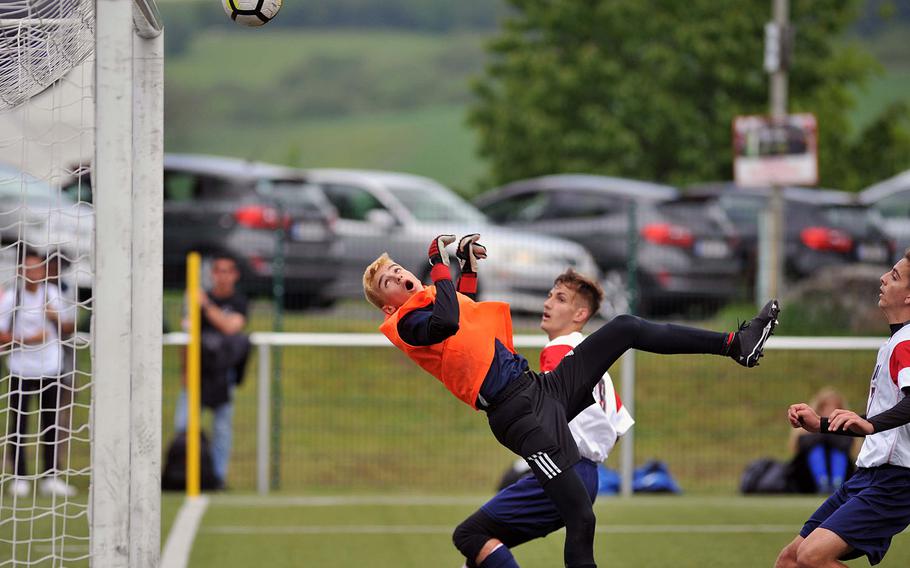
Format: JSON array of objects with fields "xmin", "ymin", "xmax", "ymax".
[{"xmin": 599, "ymin": 270, "xmax": 632, "ymax": 320}]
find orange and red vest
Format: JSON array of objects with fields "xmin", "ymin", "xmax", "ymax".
[{"xmin": 380, "ymin": 286, "xmax": 515, "ymax": 409}]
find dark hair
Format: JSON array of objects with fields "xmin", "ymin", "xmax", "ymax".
[
  {"xmin": 905, "ymin": 248, "xmax": 910, "ymax": 264},
  {"xmin": 553, "ymin": 269, "xmax": 604, "ymax": 321},
  {"xmin": 18, "ymin": 246, "xmax": 44, "ymax": 266},
  {"xmin": 211, "ymin": 253, "xmax": 238, "ymax": 267}
]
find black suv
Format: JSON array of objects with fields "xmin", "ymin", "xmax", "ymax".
[
  {"xmin": 686, "ymin": 183, "xmax": 895, "ymax": 284},
  {"xmin": 64, "ymin": 154, "xmax": 343, "ymax": 308},
  {"xmin": 474, "ymin": 174, "xmax": 743, "ymax": 316}
]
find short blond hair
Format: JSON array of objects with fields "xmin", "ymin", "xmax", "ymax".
[{"xmin": 363, "ymin": 252, "xmax": 394, "ymax": 309}]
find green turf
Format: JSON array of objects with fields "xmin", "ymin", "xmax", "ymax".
[{"xmin": 163, "ymin": 494, "xmax": 910, "ymax": 567}]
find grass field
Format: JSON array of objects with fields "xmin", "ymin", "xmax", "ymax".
[{"xmin": 163, "ymin": 493, "xmax": 910, "ymax": 567}]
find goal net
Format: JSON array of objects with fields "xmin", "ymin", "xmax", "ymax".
[{"xmin": 0, "ymin": 1, "xmax": 163, "ymax": 566}]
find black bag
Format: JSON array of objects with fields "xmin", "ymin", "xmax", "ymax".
[
  {"xmin": 740, "ymin": 458, "xmax": 790, "ymax": 494},
  {"xmin": 200, "ymin": 331, "xmax": 251, "ymax": 408},
  {"xmin": 161, "ymin": 430, "xmax": 221, "ymax": 491}
]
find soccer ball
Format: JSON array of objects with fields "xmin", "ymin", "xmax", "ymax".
[{"xmin": 222, "ymin": 0, "xmax": 282, "ymax": 27}]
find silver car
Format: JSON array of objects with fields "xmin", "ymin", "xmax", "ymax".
[
  {"xmin": 860, "ymin": 170, "xmax": 910, "ymax": 261},
  {"xmin": 0, "ymin": 162, "xmax": 93, "ymax": 294},
  {"xmin": 303, "ymin": 169, "xmax": 600, "ymax": 313}
]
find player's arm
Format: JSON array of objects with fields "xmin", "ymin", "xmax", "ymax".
[
  {"xmin": 398, "ymin": 235, "xmax": 460, "ymax": 346},
  {"xmin": 456, "ymin": 234, "xmax": 486, "ymax": 301},
  {"xmin": 829, "ymin": 387, "xmax": 910, "ymax": 435}
]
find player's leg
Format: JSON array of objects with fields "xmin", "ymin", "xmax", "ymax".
[
  {"xmin": 796, "ymin": 529, "xmax": 851, "ymax": 568},
  {"xmin": 552, "ymin": 301, "xmax": 780, "ymax": 417},
  {"xmin": 452, "ymin": 510, "xmax": 519, "ymax": 568},
  {"xmin": 485, "ymin": 386, "xmax": 596, "ymax": 567},
  {"xmin": 795, "ymin": 467, "xmax": 910, "ymax": 567},
  {"xmin": 541, "ymin": 469, "xmax": 597, "ymax": 568},
  {"xmin": 774, "ymin": 536, "xmax": 803, "ymax": 568},
  {"xmin": 454, "ymin": 460, "xmax": 600, "ymax": 567}
]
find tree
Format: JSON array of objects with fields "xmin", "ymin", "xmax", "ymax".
[{"xmin": 469, "ymin": 0, "xmax": 910, "ymax": 191}]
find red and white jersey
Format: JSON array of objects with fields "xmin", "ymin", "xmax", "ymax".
[
  {"xmin": 541, "ymin": 331, "xmax": 634, "ymax": 463},
  {"xmin": 856, "ymin": 325, "xmax": 910, "ymax": 468}
]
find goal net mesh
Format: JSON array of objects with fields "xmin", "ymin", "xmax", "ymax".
[{"xmin": 0, "ymin": 1, "xmax": 95, "ymax": 565}]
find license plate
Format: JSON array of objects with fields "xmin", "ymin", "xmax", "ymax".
[
  {"xmin": 694, "ymin": 239, "xmax": 730, "ymax": 259},
  {"xmin": 291, "ymin": 222, "xmax": 325, "ymax": 241},
  {"xmin": 857, "ymin": 243, "xmax": 887, "ymax": 263}
]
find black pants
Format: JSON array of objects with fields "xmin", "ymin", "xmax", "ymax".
[
  {"xmin": 5, "ymin": 376, "xmax": 62, "ymax": 477},
  {"xmin": 484, "ymin": 314, "xmax": 726, "ymax": 567}
]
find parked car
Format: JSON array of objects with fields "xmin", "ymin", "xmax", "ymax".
[
  {"xmin": 0, "ymin": 162, "xmax": 93, "ymax": 294},
  {"xmin": 859, "ymin": 170, "xmax": 910, "ymax": 261},
  {"xmin": 301, "ymin": 169, "xmax": 601, "ymax": 315},
  {"xmin": 62, "ymin": 154, "xmax": 343, "ymax": 308},
  {"xmin": 686, "ymin": 183, "xmax": 895, "ymax": 284},
  {"xmin": 473, "ymin": 174, "xmax": 743, "ymax": 316}
]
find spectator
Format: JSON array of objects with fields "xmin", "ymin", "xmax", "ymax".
[
  {"xmin": 1, "ymin": 248, "xmax": 77, "ymax": 498},
  {"xmin": 45, "ymin": 252, "xmax": 78, "ymax": 473},
  {"xmin": 788, "ymin": 388, "xmax": 856, "ymax": 494},
  {"xmin": 173, "ymin": 254, "xmax": 250, "ymax": 490}
]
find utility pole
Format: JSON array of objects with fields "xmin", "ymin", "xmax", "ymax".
[{"xmin": 758, "ymin": 0, "xmax": 789, "ymax": 303}]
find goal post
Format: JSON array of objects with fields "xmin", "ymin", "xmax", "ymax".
[{"xmin": 92, "ymin": 1, "xmax": 163, "ymax": 567}]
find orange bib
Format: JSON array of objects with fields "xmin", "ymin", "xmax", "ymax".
[{"xmin": 380, "ymin": 286, "xmax": 515, "ymax": 409}]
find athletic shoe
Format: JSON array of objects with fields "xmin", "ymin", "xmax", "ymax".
[
  {"xmin": 732, "ymin": 299, "xmax": 780, "ymax": 367},
  {"xmin": 7, "ymin": 479, "xmax": 31, "ymax": 497},
  {"xmin": 39, "ymin": 477, "xmax": 77, "ymax": 498}
]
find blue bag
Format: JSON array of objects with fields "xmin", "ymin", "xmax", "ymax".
[{"xmin": 633, "ymin": 460, "xmax": 681, "ymax": 493}]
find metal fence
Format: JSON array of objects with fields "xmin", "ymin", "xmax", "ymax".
[{"xmin": 160, "ymin": 332, "xmax": 882, "ymax": 495}]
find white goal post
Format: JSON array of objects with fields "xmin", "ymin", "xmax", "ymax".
[{"xmin": 92, "ymin": 2, "xmax": 163, "ymax": 567}]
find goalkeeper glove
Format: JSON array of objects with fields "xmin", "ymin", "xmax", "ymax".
[
  {"xmin": 427, "ymin": 234, "xmax": 456, "ymax": 282},
  {"xmin": 456, "ymin": 233, "xmax": 487, "ymax": 274}
]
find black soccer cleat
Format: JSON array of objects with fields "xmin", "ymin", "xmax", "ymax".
[{"xmin": 732, "ymin": 299, "xmax": 780, "ymax": 367}]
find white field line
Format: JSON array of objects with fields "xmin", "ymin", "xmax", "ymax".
[
  {"xmin": 208, "ymin": 494, "xmax": 828, "ymax": 508},
  {"xmin": 161, "ymin": 496, "xmax": 210, "ymax": 568},
  {"xmin": 201, "ymin": 524, "xmax": 802, "ymax": 536}
]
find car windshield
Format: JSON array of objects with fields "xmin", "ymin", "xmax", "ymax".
[
  {"xmin": 259, "ymin": 179, "xmax": 328, "ymax": 209},
  {"xmin": 0, "ymin": 164, "xmax": 74, "ymax": 206},
  {"xmin": 717, "ymin": 194, "xmax": 765, "ymax": 229},
  {"xmin": 822, "ymin": 205, "xmax": 878, "ymax": 234},
  {"xmin": 387, "ymin": 184, "xmax": 487, "ymax": 223}
]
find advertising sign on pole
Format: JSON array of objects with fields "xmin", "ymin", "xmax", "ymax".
[{"xmin": 733, "ymin": 113, "xmax": 818, "ymax": 187}]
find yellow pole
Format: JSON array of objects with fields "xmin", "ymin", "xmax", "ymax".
[{"xmin": 186, "ymin": 252, "xmax": 202, "ymax": 498}]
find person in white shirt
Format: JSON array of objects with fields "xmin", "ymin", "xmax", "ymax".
[
  {"xmin": 453, "ymin": 269, "xmax": 633, "ymax": 568},
  {"xmin": 0, "ymin": 248, "xmax": 77, "ymax": 498},
  {"xmin": 778, "ymin": 249, "xmax": 910, "ymax": 568}
]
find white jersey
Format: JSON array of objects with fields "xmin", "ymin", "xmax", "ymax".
[
  {"xmin": 540, "ymin": 331, "xmax": 634, "ymax": 463},
  {"xmin": 856, "ymin": 324, "xmax": 910, "ymax": 468},
  {"xmin": 0, "ymin": 283, "xmax": 76, "ymax": 378}
]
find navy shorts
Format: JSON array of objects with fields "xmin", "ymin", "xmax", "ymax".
[
  {"xmin": 479, "ymin": 458, "xmax": 600, "ymax": 546},
  {"xmin": 800, "ymin": 465, "xmax": 910, "ymax": 565}
]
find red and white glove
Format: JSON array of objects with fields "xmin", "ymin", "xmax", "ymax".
[
  {"xmin": 456, "ymin": 234, "xmax": 487, "ymax": 295},
  {"xmin": 456, "ymin": 234, "xmax": 487, "ymax": 274},
  {"xmin": 427, "ymin": 234, "xmax": 456, "ymax": 282}
]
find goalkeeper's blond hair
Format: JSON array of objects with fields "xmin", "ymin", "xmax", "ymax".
[{"xmin": 363, "ymin": 252, "xmax": 394, "ymax": 309}]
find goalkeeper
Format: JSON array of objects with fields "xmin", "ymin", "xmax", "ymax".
[{"xmin": 363, "ymin": 234, "xmax": 781, "ymax": 568}]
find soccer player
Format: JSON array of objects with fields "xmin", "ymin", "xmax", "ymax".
[
  {"xmin": 453, "ymin": 268, "xmax": 633, "ymax": 568},
  {"xmin": 777, "ymin": 249, "xmax": 910, "ymax": 568},
  {"xmin": 363, "ymin": 234, "xmax": 780, "ymax": 568}
]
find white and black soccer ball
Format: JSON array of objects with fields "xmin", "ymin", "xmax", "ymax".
[{"xmin": 222, "ymin": 0, "xmax": 282, "ymax": 27}]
